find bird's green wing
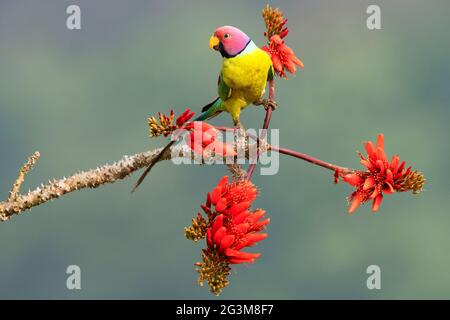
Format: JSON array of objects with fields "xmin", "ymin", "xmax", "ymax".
[
  {"xmin": 218, "ymin": 73, "xmax": 232, "ymax": 101},
  {"xmin": 195, "ymin": 73, "xmax": 230, "ymax": 122}
]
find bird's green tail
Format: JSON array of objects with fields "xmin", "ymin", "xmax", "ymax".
[{"xmin": 195, "ymin": 97, "xmax": 223, "ymax": 121}]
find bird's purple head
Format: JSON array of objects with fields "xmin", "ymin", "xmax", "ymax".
[{"xmin": 209, "ymin": 26, "xmax": 251, "ymax": 58}]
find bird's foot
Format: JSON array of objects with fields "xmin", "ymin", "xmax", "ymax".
[
  {"xmin": 254, "ymin": 98, "xmax": 278, "ymax": 111},
  {"xmin": 233, "ymin": 121, "xmax": 246, "ymax": 137},
  {"xmin": 233, "ymin": 121, "xmax": 244, "ymax": 130}
]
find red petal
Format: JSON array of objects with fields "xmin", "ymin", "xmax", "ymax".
[
  {"xmin": 363, "ymin": 176, "xmax": 376, "ymax": 190},
  {"xmin": 383, "ymin": 183, "xmax": 394, "ymax": 194},
  {"xmin": 217, "ymin": 176, "xmax": 228, "ymax": 189},
  {"xmin": 215, "ymin": 197, "xmax": 228, "ymax": 212},
  {"xmin": 213, "ymin": 226, "xmax": 227, "ymax": 244},
  {"xmin": 225, "ymin": 248, "xmax": 261, "ymax": 261},
  {"xmin": 228, "ymin": 258, "xmax": 253, "ymax": 264},
  {"xmin": 176, "ymin": 108, "xmax": 194, "ymax": 126},
  {"xmin": 211, "ymin": 186, "xmax": 222, "ymax": 205},
  {"xmin": 227, "ymin": 202, "xmax": 251, "ymax": 216},
  {"xmin": 372, "ymin": 194, "xmax": 383, "ymax": 212},
  {"xmin": 228, "ymin": 257, "xmax": 255, "ymax": 264},
  {"xmin": 376, "ymin": 134, "xmax": 384, "ymax": 150},
  {"xmin": 255, "ymin": 218, "xmax": 270, "ymax": 230},
  {"xmin": 200, "ymin": 121, "xmax": 218, "ymax": 133},
  {"xmin": 370, "ymin": 188, "xmax": 380, "ymax": 199},
  {"xmin": 365, "ymin": 141, "xmax": 376, "ymax": 161},
  {"xmin": 206, "ymin": 228, "xmax": 213, "ymax": 247},
  {"xmin": 211, "ymin": 214, "xmax": 224, "ymax": 236},
  {"xmin": 348, "ymin": 195, "xmax": 362, "ymax": 214},
  {"xmin": 271, "ymin": 54, "xmax": 283, "ymax": 73},
  {"xmin": 270, "ymin": 34, "xmax": 284, "ymax": 45},
  {"xmin": 280, "ymin": 28, "xmax": 289, "ymax": 39},
  {"xmin": 246, "ymin": 209, "xmax": 266, "ymax": 225},
  {"xmin": 201, "ymin": 205, "xmax": 211, "ymax": 216},
  {"xmin": 343, "ymin": 173, "xmax": 364, "ymax": 187},
  {"xmin": 397, "ymin": 161, "xmax": 406, "ymax": 176},
  {"xmin": 390, "ymin": 155, "xmax": 400, "ymax": 174},
  {"xmin": 235, "ymin": 223, "xmax": 250, "ymax": 234},
  {"xmin": 183, "ymin": 121, "xmax": 200, "ymax": 131},
  {"xmin": 233, "ymin": 211, "xmax": 251, "ymax": 224},
  {"xmin": 376, "ymin": 147, "xmax": 387, "ymax": 163},
  {"xmin": 205, "ymin": 192, "xmax": 211, "ymax": 208},
  {"xmin": 376, "ymin": 160, "xmax": 385, "ymax": 173},
  {"xmin": 386, "ymin": 169, "xmax": 394, "ymax": 184},
  {"xmin": 404, "ymin": 166, "xmax": 411, "ymax": 176},
  {"xmin": 291, "ymin": 55, "xmax": 304, "ymax": 68},
  {"xmin": 219, "ymin": 235, "xmax": 235, "ymax": 252},
  {"xmin": 285, "ymin": 58, "xmax": 297, "ymax": 74},
  {"xmin": 360, "ymin": 159, "xmax": 375, "ymax": 171},
  {"xmin": 244, "ymin": 233, "xmax": 268, "ymax": 247}
]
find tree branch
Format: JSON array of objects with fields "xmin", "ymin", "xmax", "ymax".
[
  {"xmin": 0, "ymin": 127, "xmax": 354, "ymax": 222},
  {"xmin": 0, "ymin": 147, "xmax": 164, "ymax": 221},
  {"xmin": 0, "ymin": 132, "xmax": 264, "ymax": 222}
]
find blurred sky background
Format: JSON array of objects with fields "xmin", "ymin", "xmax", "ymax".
[{"xmin": 0, "ymin": 0, "xmax": 449, "ymax": 299}]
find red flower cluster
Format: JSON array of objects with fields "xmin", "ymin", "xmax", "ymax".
[
  {"xmin": 262, "ymin": 5, "xmax": 304, "ymax": 78},
  {"xmin": 148, "ymin": 108, "xmax": 194, "ymax": 137},
  {"xmin": 343, "ymin": 134, "xmax": 424, "ymax": 213},
  {"xmin": 192, "ymin": 176, "xmax": 270, "ymax": 295},
  {"xmin": 263, "ymin": 35, "xmax": 304, "ymax": 78},
  {"xmin": 184, "ymin": 122, "xmax": 236, "ymax": 157},
  {"xmin": 205, "ymin": 176, "xmax": 269, "ymax": 264}
]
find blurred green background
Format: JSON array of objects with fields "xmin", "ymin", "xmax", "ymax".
[{"xmin": 0, "ymin": 0, "xmax": 449, "ymax": 299}]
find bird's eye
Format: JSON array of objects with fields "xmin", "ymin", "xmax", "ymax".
[{"xmin": 223, "ymin": 33, "xmax": 230, "ymax": 39}]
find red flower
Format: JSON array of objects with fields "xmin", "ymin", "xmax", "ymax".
[
  {"xmin": 343, "ymin": 134, "xmax": 425, "ymax": 213},
  {"xmin": 193, "ymin": 176, "xmax": 269, "ymax": 295},
  {"xmin": 148, "ymin": 108, "xmax": 194, "ymax": 137},
  {"xmin": 263, "ymin": 35, "xmax": 304, "ymax": 78},
  {"xmin": 184, "ymin": 122, "xmax": 236, "ymax": 157},
  {"xmin": 204, "ymin": 176, "xmax": 269, "ymax": 264}
]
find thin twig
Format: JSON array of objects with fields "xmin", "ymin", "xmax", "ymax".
[
  {"xmin": 8, "ymin": 151, "xmax": 41, "ymax": 201},
  {"xmin": 217, "ymin": 126, "xmax": 353, "ymax": 175},
  {"xmin": 246, "ymin": 80, "xmax": 276, "ymax": 180},
  {"xmin": 270, "ymin": 145, "xmax": 353, "ymax": 174}
]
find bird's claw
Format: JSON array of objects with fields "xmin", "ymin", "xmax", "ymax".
[
  {"xmin": 255, "ymin": 98, "xmax": 277, "ymax": 111},
  {"xmin": 264, "ymin": 99, "xmax": 277, "ymax": 111}
]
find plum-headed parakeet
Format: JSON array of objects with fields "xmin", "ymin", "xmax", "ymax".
[{"xmin": 196, "ymin": 25, "xmax": 274, "ymax": 126}]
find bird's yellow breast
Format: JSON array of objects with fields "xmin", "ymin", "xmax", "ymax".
[{"xmin": 222, "ymin": 48, "xmax": 272, "ymax": 104}]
